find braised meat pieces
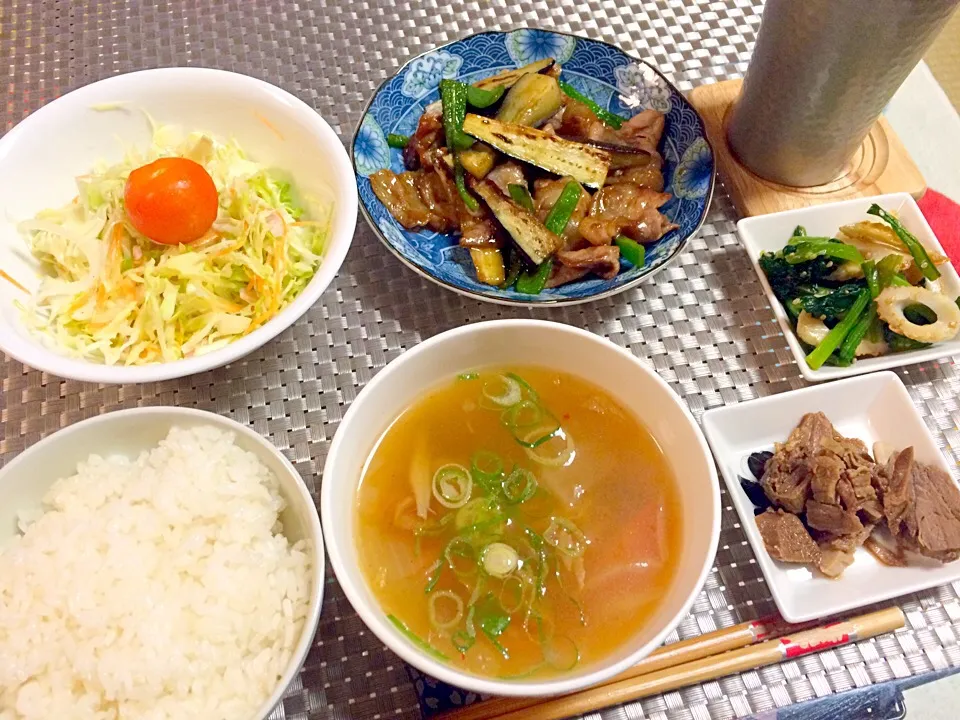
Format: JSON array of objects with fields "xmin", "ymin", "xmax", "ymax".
[
  {"xmin": 878, "ymin": 448, "xmax": 960, "ymax": 562},
  {"xmin": 751, "ymin": 412, "xmax": 960, "ymax": 577},
  {"xmin": 755, "ymin": 510, "xmax": 821, "ymax": 565}
]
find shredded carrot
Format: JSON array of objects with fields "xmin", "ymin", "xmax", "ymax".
[
  {"xmin": 66, "ymin": 289, "xmax": 92, "ymax": 315},
  {"xmin": 0, "ymin": 269, "xmax": 29, "ymax": 294},
  {"xmin": 117, "ymin": 277, "xmax": 140, "ymax": 300},
  {"xmin": 255, "ymin": 112, "xmax": 285, "ymax": 141},
  {"xmin": 107, "ymin": 223, "xmax": 125, "ymax": 272}
]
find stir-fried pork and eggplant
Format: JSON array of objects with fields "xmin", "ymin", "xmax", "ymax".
[{"xmin": 370, "ymin": 59, "xmax": 677, "ymax": 292}]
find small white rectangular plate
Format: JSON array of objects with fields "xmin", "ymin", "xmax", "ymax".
[
  {"xmin": 702, "ymin": 371, "xmax": 960, "ymax": 622},
  {"xmin": 737, "ymin": 192, "xmax": 960, "ymax": 382}
]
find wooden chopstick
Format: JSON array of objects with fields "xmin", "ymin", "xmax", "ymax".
[
  {"xmin": 440, "ymin": 607, "xmax": 904, "ymax": 720},
  {"xmin": 440, "ymin": 614, "xmax": 807, "ymax": 720}
]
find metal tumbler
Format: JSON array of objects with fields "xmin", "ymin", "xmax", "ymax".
[{"xmin": 726, "ymin": 0, "xmax": 960, "ymax": 187}]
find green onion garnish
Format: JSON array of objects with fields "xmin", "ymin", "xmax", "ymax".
[{"xmin": 387, "ymin": 614, "xmax": 450, "ymax": 661}]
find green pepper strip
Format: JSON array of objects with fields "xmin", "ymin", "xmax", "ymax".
[
  {"xmin": 453, "ymin": 159, "xmax": 479, "ymax": 211},
  {"xmin": 439, "ymin": 79, "xmax": 475, "ymax": 151},
  {"xmin": 466, "ymin": 84, "xmax": 506, "ymax": 109},
  {"xmin": 614, "ymin": 235, "xmax": 645, "ymax": 267},
  {"xmin": 508, "ymin": 183, "xmax": 535, "ymax": 213},
  {"xmin": 515, "ymin": 260, "xmax": 552, "ymax": 294},
  {"xmin": 386, "ymin": 133, "xmax": 409, "ymax": 149},
  {"xmin": 867, "ymin": 203, "xmax": 940, "ymax": 281},
  {"xmin": 792, "ymin": 225, "xmax": 807, "ymax": 237},
  {"xmin": 783, "ymin": 238, "xmax": 864, "ymax": 265},
  {"xmin": 558, "ymin": 80, "xmax": 626, "ymax": 129},
  {"xmin": 514, "ymin": 181, "xmax": 581, "ymax": 294},
  {"xmin": 805, "ymin": 289, "xmax": 871, "ymax": 370},
  {"xmin": 544, "ymin": 181, "xmax": 582, "ymax": 235}
]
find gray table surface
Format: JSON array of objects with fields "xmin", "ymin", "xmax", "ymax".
[{"xmin": 4, "ymin": 2, "xmax": 960, "ymax": 719}]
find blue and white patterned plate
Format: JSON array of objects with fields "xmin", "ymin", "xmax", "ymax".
[{"xmin": 352, "ymin": 29, "xmax": 715, "ymax": 306}]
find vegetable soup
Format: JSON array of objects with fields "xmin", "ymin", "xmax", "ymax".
[{"xmin": 355, "ymin": 367, "xmax": 681, "ymax": 678}]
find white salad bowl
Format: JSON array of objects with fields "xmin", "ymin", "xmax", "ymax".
[
  {"xmin": 320, "ymin": 319, "xmax": 720, "ymax": 697},
  {"xmin": 0, "ymin": 67, "xmax": 357, "ymax": 383},
  {"xmin": 0, "ymin": 406, "xmax": 325, "ymax": 720}
]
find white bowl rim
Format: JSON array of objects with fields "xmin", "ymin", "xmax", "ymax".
[
  {"xmin": 0, "ymin": 405, "xmax": 325, "ymax": 719},
  {"xmin": 0, "ymin": 66, "xmax": 357, "ymax": 384},
  {"xmin": 320, "ymin": 318, "xmax": 721, "ymax": 697}
]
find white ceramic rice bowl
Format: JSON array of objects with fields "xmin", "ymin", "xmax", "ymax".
[
  {"xmin": 0, "ymin": 406, "xmax": 325, "ymax": 720},
  {"xmin": 321, "ymin": 319, "xmax": 720, "ymax": 697},
  {"xmin": 0, "ymin": 67, "xmax": 357, "ymax": 383}
]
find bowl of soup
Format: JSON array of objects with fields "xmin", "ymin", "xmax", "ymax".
[{"xmin": 321, "ymin": 319, "xmax": 720, "ymax": 697}]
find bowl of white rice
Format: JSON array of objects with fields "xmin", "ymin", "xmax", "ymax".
[{"xmin": 0, "ymin": 407, "xmax": 323, "ymax": 720}]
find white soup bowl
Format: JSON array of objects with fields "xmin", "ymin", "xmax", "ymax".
[{"xmin": 321, "ymin": 319, "xmax": 720, "ymax": 697}]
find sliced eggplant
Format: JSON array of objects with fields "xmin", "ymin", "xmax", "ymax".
[
  {"xmin": 463, "ymin": 114, "xmax": 610, "ymax": 188},
  {"xmin": 564, "ymin": 137, "xmax": 660, "ymax": 170},
  {"xmin": 473, "ymin": 180, "xmax": 561, "ymax": 265},
  {"xmin": 496, "ymin": 74, "xmax": 563, "ymax": 127},
  {"xmin": 472, "ymin": 59, "xmax": 555, "ymax": 91}
]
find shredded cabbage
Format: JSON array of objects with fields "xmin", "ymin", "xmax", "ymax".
[{"xmin": 16, "ymin": 126, "xmax": 332, "ymax": 365}]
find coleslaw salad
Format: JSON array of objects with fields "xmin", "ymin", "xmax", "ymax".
[{"xmin": 14, "ymin": 123, "xmax": 333, "ymax": 366}]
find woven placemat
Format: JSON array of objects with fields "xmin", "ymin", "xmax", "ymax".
[{"xmin": 3, "ymin": 1, "xmax": 960, "ymax": 718}]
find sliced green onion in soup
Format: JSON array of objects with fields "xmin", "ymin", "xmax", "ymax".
[
  {"xmin": 498, "ymin": 575, "xmax": 526, "ymax": 613},
  {"xmin": 524, "ymin": 428, "xmax": 575, "ymax": 467},
  {"xmin": 544, "ymin": 516, "xmax": 587, "ymax": 558},
  {"xmin": 444, "ymin": 536, "xmax": 479, "ymax": 576},
  {"xmin": 387, "ymin": 614, "xmax": 450, "ymax": 662},
  {"xmin": 505, "ymin": 372, "xmax": 539, "ymax": 401},
  {"xmin": 424, "ymin": 557, "xmax": 444, "ymax": 594},
  {"xmin": 500, "ymin": 399, "xmax": 544, "ymax": 431},
  {"xmin": 482, "ymin": 374, "xmax": 522, "ymax": 407},
  {"xmin": 544, "ymin": 635, "xmax": 580, "ymax": 670},
  {"xmin": 514, "ymin": 422, "xmax": 561, "ymax": 449},
  {"xmin": 502, "ymin": 466, "xmax": 537, "ymax": 504},
  {"xmin": 481, "ymin": 542, "xmax": 520, "ymax": 578},
  {"xmin": 428, "ymin": 590, "xmax": 465, "ymax": 630},
  {"xmin": 471, "ymin": 450, "xmax": 505, "ymax": 491},
  {"xmin": 452, "ymin": 629, "xmax": 476, "ymax": 654},
  {"xmin": 522, "ymin": 527, "xmax": 550, "ymax": 598},
  {"xmin": 432, "ymin": 463, "xmax": 473, "ymax": 508},
  {"xmin": 414, "ymin": 512, "xmax": 456, "ymax": 538},
  {"xmin": 455, "ymin": 497, "xmax": 505, "ymax": 532}
]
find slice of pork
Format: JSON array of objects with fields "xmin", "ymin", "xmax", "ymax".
[
  {"xmin": 556, "ymin": 246, "xmax": 620, "ymax": 280},
  {"xmin": 579, "ymin": 185, "xmax": 677, "ymax": 247},
  {"xmin": 755, "ymin": 509, "xmax": 821, "ymax": 564}
]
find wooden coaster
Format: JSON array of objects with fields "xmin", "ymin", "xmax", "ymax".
[{"xmin": 687, "ymin": 79, "xmax": 926, "ymax": 218}]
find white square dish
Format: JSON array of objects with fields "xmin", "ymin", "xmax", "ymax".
[
  {"xmin": 702, "ymin": 371, "xmax": 960, "ymax": 622},
  {"xmin": 737, "ymin": 192, "xmax": 960, "ymax": 382}
]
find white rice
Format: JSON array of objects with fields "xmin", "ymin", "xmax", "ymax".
[{"xmin": 0, "ymin": 426, "xmax": 312, "ymax": 720}]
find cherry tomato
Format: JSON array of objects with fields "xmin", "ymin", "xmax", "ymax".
[{"xmin": 124, "ymin": 157, "xmax": 219, "ymax": 245}]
